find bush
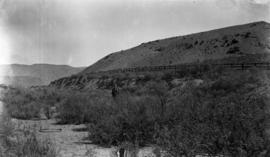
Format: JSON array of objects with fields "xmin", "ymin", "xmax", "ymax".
[
  {"xmin": 56, "ymin": 92, "xmax": 88, "ymax": 124},
  {"xmin": 226, "ymin": 46, "xmax": 240, "ymax": 54},
  {"xmin": 80, "ymin": 71, "xmax": 270, "ymax": 156},
  {"xmin": 0, "ymin": 113, "xmax": 57, "ymax": 157},
  {"xmin": 156, "ymin": 71, "xmax": 270, "ymax": 157},
  {"xmin": 3, "ymin": 88, "xmax": 41, "ymax": 119},
  {"xmin": 88, "ymin": 92, "xmax": 161, "ymax": 147},
  {"xmin": 2, "ymin": 69, "xmax": 269, "ymax": 157},
  {"xmin": 2, "ymin": 87, "xmax": 63, "ymax": 120},
  {"xmin": 87, "ymin": 82, "xmax": 169, "ymax": 147},
  {"xmin": 56, "ymin": 90, "xmax": 112, "ymax": 124}
]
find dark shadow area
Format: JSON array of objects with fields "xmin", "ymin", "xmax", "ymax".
[{"xmin": 72, "ymin": 127, "xmax": 88, "ymax": 132}]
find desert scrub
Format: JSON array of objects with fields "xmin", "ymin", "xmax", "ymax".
[
  {"xmin": 56, "ymin": 89, "xmax": 113, "ymax": 124},
  {"xmin": 2, "ymin": 87, "xmax": 64, "ymax": 120},
  {"xmin": 156, "ymin": 71, "xmax": 270, "ymax": 157},
  {"xmin": 88, "ymin": 92, "xmax": 162, "ymax": 147},
  {"xmin": 87, "ymin": 82, "xmax": 170, "ymax": 147},
  {"xmin": 87, "ymin": 70, "xmax": 270, "ymax": 156},
  {"xmin": 2, "ymin": 88, "xmax": 41, "ymax": 119},
  {"xmin": 0, "ymin": 112, "xmax": 57, "ymax": 157}
]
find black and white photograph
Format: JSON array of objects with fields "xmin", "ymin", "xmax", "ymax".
[{"xmin": 0, "ymin": 0, "xmax": 270, "ymax": 156}]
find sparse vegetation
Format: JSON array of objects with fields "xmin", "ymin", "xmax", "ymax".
[
  {"xmin": 1, "ymin": 21, "xmax": 270, "ymax": 156},
  {"xmin": 227, "ymin": 46, "xmax": 241, "ymax": 54},
  {"xmin": 155, "ymin": 47, "xmax": 164, "ymax": 51},
  {"xmin": 231, "ymin": 39, "xmax": 239, "ymax": 45},
  {"xmin": 244, "ymin": 32, "xmax": 251, "ymax": 38},
  {"xmin": 2, "ymin": 67, "xmax": 270, "ymax": 156},
  {"xmin": 199, "ymin": 40, "xmax": 204, "ymax": 45},
  {"xmin": 0, "ymin": 113, "xmax": 57, "ymax": 157}
]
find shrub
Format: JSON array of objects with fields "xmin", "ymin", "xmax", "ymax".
[
  {"xmin": 231, "ymin": 39, "xmax": 239, "ymax": 45},
  {"xmin": 161, "ymin": 72, "xmax": 174, "ymax": 82},
  {"xmin": 2, "ymin": 87, "xmax": 63, "ymax": 120},
  {"xmin": 3, "ymin": 68, "xmax": 269, "ymax": 157},
  {"xmin": 142, "ymin": 81, "xmax": 169, "ymax": 118},
  {"xmin": 0, "ymin": 113, "xmax": 57, "ymax": 157},
  {"xmin": 226, "ymin": 46, "xmax": 240, "ymax": 54},
  {"xmin": 3, "ymin": 88, "xmax": 41, "ymax": 119},
  {"xmin": 56, "ymin": 92, "xmax": 88, "ymax": 124},
  {"xmin": 244, "ymin": 32, "xmax": 251, "ymax": 38},
  {"xmin": 86, "ymin": 71, "xmax": 270, "ymax": 156},
  {"xmin": 155, "ymin": 47, "xmax": 164, "ymax": 51},
  {"xmin": 88, "ymin": 92, "xmax": 162, "ymax": 147},
  {"xmin": 156, "ymin": 71, "xmax": 270, "ymax": 156},
  {"xmin": 56, "ymin": 90, "xmax": 112, "ymax": 124}
]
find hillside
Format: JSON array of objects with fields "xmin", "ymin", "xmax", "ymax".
[
  {"xmin": 0, "ymin": 64, "xmax": 84, "ymax": 87},
  {"xmin": 82, "ymin": 21, "xmax": 270, "ymax": 74},
  {"xmin": 50, "ymin": 21, "xmax": 270, "ymax": 89}
]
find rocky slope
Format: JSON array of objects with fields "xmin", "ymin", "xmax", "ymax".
[
  {"xmin": 82, "ymin": 21, "xmax": 270, "ymax": 73},
  {"xmin": 0, "ymin": 64, "xmax": 84, "ymax": 87},
  {"xmin": 50, "ymin": 21, "xmax": 270, "ymax": 89}
]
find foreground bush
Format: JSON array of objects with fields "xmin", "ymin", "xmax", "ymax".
[
  {"xmin": 88, "ymin": 93, "xmax": 161, "ymax": 146},
  {"xmin": 156, "ymin": 72, "xmax": 270, "ymax": 157},
  {"xmin": 2, "ymin": 88, "xmax": 41, "ymax": 119},
  {"xmin": 2, "ymin": 87, "xmax": 65, "ymax": 120},
  {"xmin": 0, "ymin": 113, "xmax": 57, "ymax": 157},
  {"xmin": 56, "ymin": 89, "xmax": 113, "ymax": 124},
  {"xmin": 87, "ymin": 71, "xmax": 270, "ymax": 156},
  {"xmin": 2, "ymin": 69, "xmax": 269, "ymax": 156}
]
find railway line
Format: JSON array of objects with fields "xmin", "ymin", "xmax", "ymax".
[
  {"xmin": 49, "ymin": 62, "xmax": 270, "ymax": 88},
  {"xmin": 90, "ymin": 62, "xmax": 270, "ymax": 75}
]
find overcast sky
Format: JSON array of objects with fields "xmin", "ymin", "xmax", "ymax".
[{"xmin": 0, "ymin": 0, "xmax": 269, "ymax": 67}]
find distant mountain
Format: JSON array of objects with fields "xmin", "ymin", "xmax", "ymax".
[
  {"xmin": 0, "ymin": 64, "xmax": 85, "ymax": 87},
  {"xmin": 82, "ymin": 21, "xmax": 270, "ymax": 74}
]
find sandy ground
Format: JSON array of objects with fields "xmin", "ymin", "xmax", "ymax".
[
  {"xmin": 12, "ymin": 119, "xmax": 117, "ymax": 157},
  {"xmin": 0, "ymin": 101, "xmax": 155, "ymax": 157}
]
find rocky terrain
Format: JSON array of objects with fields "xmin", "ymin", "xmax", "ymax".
[
  {"xmin": 0, "ymin": 64, "xmax": 85, "ymax": 87},
  {"xmin": 50, "ymin": 21, "xmax": 270, "ymax": 89}
]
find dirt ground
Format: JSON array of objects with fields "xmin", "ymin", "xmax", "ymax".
[{"xmin": 12, "ymin": 119, "xmax": 117, "ymax": 157}]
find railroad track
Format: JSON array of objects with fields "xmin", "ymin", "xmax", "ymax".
[
  {"xmin": 89, "ymin": 62, "xmax": 270, "ymax": 75},
  {"xmin": 49, "ymin": 62, "xmax": 270, "ymax": 88}
]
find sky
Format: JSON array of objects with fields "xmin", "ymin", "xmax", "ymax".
[{"xmin": 0, "ymin": 0, "xmax": 269, "ymax": 67}]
